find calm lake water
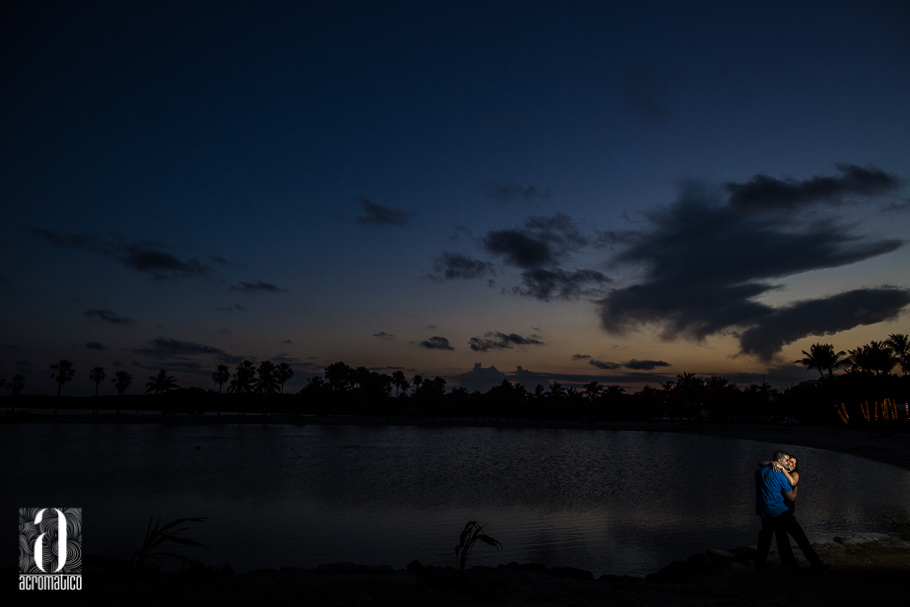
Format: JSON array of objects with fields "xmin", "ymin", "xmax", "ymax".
[{"xmin": 4, "ymin": 423, "xmax": 910, "ymax": 577}]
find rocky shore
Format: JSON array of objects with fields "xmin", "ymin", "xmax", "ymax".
[{"xmin": 10, "ymin": 533, "xmax": 910, "ymax": 606}]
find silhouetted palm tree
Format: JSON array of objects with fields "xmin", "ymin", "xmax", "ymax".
[
  {"xmin": 112, "ymin": 371, "xmax": 132, "ymax": 414},
  {"xmin": 89, "ymin": 366, "xmax": 106, "ymax": 397},
  {"xmin": 325, "ymin": 362, "xmax": 353, "ymax": 392},
  {"xmin": 89, "ymin": 366, "xmax": 106, "ymax": 414},
  {"xmin": 664, "ymin": 373, "xmax": 705, "ymax": 418},
  {"xmin": 795, "ymin": 343, "xmax": 846, "ymax": 378},
  {"xmin": 276, "ymin": 362, "xmax": 294, "ymax": 393},
  {"xmin": 885, "ymin": 333, "xmax": 910, "ymax": 375},
  {"xmin": 50, "ymin": 360, "xmax": 76, "ymax": 397},
  {"xmin": 546, "ymin": 381, "xmax": 566, "ymax": 399},
  {"xmin": 146, "ymin": 370, "xmax": 178, "ymax": 415},
  {"xmin": 228, "ymin": 361, "xmax": 256, "ymax": 393},
  {"xmin": 391, "ymin": 370, "xmax": 409, "ymax": 397},
  {"xmin": 228, "ymin": 361, "xmax": 256, "ymax": 414},
  {"xmin": 212, "ymin": 364, "xmax": 230, "ymax": 393},
  {"xmin": 847, "ymin": 341, "xmax": 896, "ymax": 375},
  {"xmin": 256, "ymin": 361, "xmax": 279, "ymax": 394},
  {"xmin": 865, "ymin": 341, "xmax": 897, "ymax": 375},
  {"xmin": 146, "ymin": 369, "xmax": 178, "ymax": 394},
  {"xmin": 584, "ymin": 381, "xmax": 603, "ymax": 401},
  {"xmin": 211, "ymin": 364, "xmax": 230, "ymax": 415}
]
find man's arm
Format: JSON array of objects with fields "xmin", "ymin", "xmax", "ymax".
[{"xmin": 784, "ymin": 485, "xmax": 797, "ymax": 501}]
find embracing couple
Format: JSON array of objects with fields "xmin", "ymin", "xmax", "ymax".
[{"xmin": 754, "ymin": 450, "xmax": 828, "ymax": 569}]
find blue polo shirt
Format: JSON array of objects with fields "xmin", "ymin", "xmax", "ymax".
[{"xmin": 755, "ymin": 465, "xmax": 792, "ymax": 517}]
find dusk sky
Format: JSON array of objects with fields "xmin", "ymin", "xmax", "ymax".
[{"xmin": 3, "ymin": 0, "xmax": 910, "ymax": 397}]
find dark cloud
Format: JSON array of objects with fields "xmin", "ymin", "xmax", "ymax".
[
  {"xmin": 482, "ymin": 213, "xmax": 590, "ymax": 270},
  {"xmin": 469, "ymin": 331, "xmax": 545, "ymax": 352},
  {"xmin": 480, "ymin": 181, "xmax": 550, "ymax": 203},
  {"xmin": 524, "ymin": 213, "xmax": 590, "ymax": 250},
  {"xmin": 430, "ymin": 253, "xmax": 494, "ymax": 281},
  {"xmin": 483, "ymin": 230, "xmax": 552, "ymax": 268},
  {"xmin": 589, "ymin": 358, "xmax": 669, "ymax": 371},
  {"xmin": 739, "ymin": 287, "xmax": 910, "ymax": 360},
  {"xmin": 726, "ymin": 164, "xmax": 900, "ymax": 212},
  {"xmin": 85, "ymin": 342, "xmax": 106, "ymax": 350},
  {"xmin": 623, "ymin": 359, "xmax": 671, "ymax": 370},
  {"xmin": 589, "ymin": 359, "xmax": 621, "ymax": 370},
  {"xmin": 355, "ymin": 197, "xmax": 411, "ymax": 227},
  {"xmin": 130, "ymin": 359, "xmax": 208, "ymax": 373},
  {"xmin": 622, "ymin": 64, "xmax": 674, "ymax": 121},
  {"xmin": 419, "ymin": 336, "xmax": 454, "ymax": 350},
  {"xmin": 514, "ymin": 268, "xmax": 611, "ymax": 300},
  {"xmin": 131, "ymin": 337, "xmax": 232, "ymax": 361},
  {"xmin": 373, "ymin": 332, "xmax": 394, "ymax": 339},
  {"xmin": 230, "ymin": 281, "xmax": 284, "ymax": 293},
  {"xmin": 572, "ymin": 354, "xmax": 591, "ymax": 360},
  {"xmin": 597, "ymin": 181, "xmax": 908, "ymax": 361},
  {"xmin": 84, "ymin": 309, "xmax": 137, "ymax": 327},
  {"xmin": 120, "ymin": 246, "xmax": 210, "ymax": 279},
  {"xmin": 29, "ymin": 229, "xmax": 212, "ymax": 280}
]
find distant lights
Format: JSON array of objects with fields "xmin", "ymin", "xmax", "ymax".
[
  {"xmin": 836, "ymin": 403, "xmax": 850, "ymax": 426},
  {"xmin": 857, "ymin": 398, "xmax": 900, "ymax": 423}
]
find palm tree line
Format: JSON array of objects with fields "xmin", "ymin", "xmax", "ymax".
[
  {"xmin": 794, "ymin": 334, "xmax": 910, "ymax": 377},
  {"xmin": 14, "ymin": 332, "xmax": 909, "ymax": 424}
]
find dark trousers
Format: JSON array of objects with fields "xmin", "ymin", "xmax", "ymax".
[{"xmin": 756, "ymin": 510, "xmax": 822, "ymax": 567}]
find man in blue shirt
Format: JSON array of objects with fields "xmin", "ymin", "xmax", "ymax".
[
  {"xmin": 755, "ymin": 450, "xmax": 797, "ymax": 567},
  {"xmin": 754, "ymin": 450, "xmax": 827, "ymax": 569}
]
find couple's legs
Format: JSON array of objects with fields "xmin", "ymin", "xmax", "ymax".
[
  {"xmin": 756, "ymin": 511, "xmax": 824, "ymax": 568},
  {"xmin": 756, "ymin": 514, "xmax": 796, "ymax": 568},
  {"xmin": 781, "ymin": 513, "xmax": 825, "ymax": 567},
  {"xmin": 755, "ymin": 512, "xmax": 796, "ymax": 569}
]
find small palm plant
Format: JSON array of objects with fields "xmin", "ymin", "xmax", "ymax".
[
  {"xmin": 455, "ymin": 521, "xmax": 502, "ymax": 577},
  {"xmin": 130, "ymin": 516, "xmax": 208, "ymax": 569}
]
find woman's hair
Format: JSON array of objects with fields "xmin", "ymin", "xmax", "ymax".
[{"xmin": 789, "ymin": 455, "xmax": 800, "ymax": 475}]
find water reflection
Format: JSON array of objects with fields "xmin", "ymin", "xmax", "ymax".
[{"xmin": 3, "ymin": 423, "xmax": 909, "ymax": 577}]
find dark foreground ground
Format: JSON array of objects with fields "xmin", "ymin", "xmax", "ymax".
[{"xmin": 7, "ymin": 534, "xmax": 910, "ymax": 606}]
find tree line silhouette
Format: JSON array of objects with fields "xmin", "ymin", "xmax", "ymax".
[{"xmin": 4, "ymin": 334, "xmax": 908, "ymax": 426}]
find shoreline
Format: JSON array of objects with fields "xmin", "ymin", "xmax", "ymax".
[
  {"xmin": 12, "ymin": 533, "xmax": 910, "ymax": 606},
  {"xmin": 6, "ymin": 412, "xmax": 910, "ymax": 470}
]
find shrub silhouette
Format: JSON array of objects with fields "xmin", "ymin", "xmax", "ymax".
[{"xmin": 455, "ymin": 521, "xmax": 501, "ymax": 577}]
